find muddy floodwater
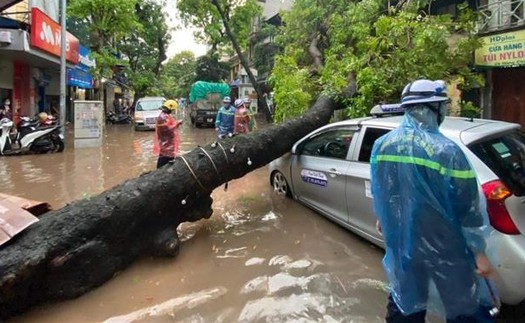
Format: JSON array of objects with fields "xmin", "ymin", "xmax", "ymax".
[{"xmin": 2, "ymin": 116, "xmax": 423, "ymax": 322}]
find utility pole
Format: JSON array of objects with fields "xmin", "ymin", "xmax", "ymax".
[{"xmin": 59, "ymin": 0, "xmax": 67, "ymax": 139}]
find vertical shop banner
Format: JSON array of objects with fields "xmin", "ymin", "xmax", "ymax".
[
  {"xmin": 475, "ymin": 30, "xmax": 525, "ymax": 67},
  {"xmin": 13, "ymin": 63, "xmax": 31, "ymax": 122},
  {"xmin": 30, "ymin": 8, "xmax": 79, "ymax": 64}
]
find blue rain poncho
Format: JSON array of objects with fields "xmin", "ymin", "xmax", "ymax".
[
  {"xmin": 215, "ymin": 105, "xmax": 236, "ymax": 137},
  {"xmin": 370, "ymin": 106, "xmax": 495, "ymax": 319}
]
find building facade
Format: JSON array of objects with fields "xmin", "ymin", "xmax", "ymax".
[
  {"xmin": 229, "ymin": 53, "xmax": 258, "ymax": 102},
  {"xmin": 474, "ymin": 0, "xmax": 525, "ymax": 127},
  {"xmin": 0, "ymin": 0, "xmax": 84, "ymax": 121}
]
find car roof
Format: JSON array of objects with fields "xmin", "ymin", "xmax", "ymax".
[
  {"xmin": 137, "ymin": 97, "xmax": 165, "ymax": 101},
  {"xmin": 328, "ymin": 115, "xmax": 521, "ymax": 146}
]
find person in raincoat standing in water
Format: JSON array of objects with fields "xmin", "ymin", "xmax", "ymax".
[
  {"xmin": 370, "ymin": 79, "xmax": 497, "ymax": 322},
  {"xmin": 154, "ymin": 99, "xmax": 182, "ymax": 169},
  {"xmin": 215, "ymin": 96, "xmax": 235, "ymax": 139},
  {"xmin": 233, "ymin": 98, "xmax": 250, "ymax": 134}
]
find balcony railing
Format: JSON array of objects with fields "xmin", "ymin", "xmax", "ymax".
[{"xmin": 477, "ymin": 0, "xmax": 525, "ymax": 33}]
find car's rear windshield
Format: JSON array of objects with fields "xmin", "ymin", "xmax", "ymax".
[
  {"xmin": 469, "ymin": 130, "xmax": 525, "ymax": 196},
  {"xmin": 137, "ymin": 100, "xmax": 164, "ymax": 111}
]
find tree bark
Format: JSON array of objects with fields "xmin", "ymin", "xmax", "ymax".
[
  {"xmin": 0, "ymin": 95, "xmax": 338, "ymax": 319},
  {"xmin": 308, "ymin": 32, "xmax": 324, "ymax": 73}
]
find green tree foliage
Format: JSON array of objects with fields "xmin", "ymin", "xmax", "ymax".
[
  {"xmin": 177, "ymin": 0, "xmax": 261, "ymax": 53},
  {"xmin": 160, "ymin": 51, "xmax": 197, "ymax": 99},
  {"xmin": 177, "ymin": 0, "xmax": 274, "ymax": 121},
  {"xmin": 194, "ymin": 54, "xmax": 231, "ymax": 83},
  {"xmin": 253, "ymin": 23, "xmax": 280, "ymax": 77},
  {"xmin": 68, "ymin": 0, "xmax": 141, "ymax": 79},
  {"xmin": 119, "ymin": 1, "xmax": 171, "ymax": 100},
  {"xmin": 68, "ymin": 0, "xmax": 170, "ymax": 100},
  {"xmin": 270, "ymin": 0, "xmax": 483, "ymax": 121}
]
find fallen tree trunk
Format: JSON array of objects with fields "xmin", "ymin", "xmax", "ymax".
[{"xmin": 0, "ymin": 96, "xmax": 338, "ymax": 318}]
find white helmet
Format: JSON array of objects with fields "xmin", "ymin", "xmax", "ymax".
[
  {"xmin": 400, "ymin": 79, "xmax": 448, "ymax": 106},
  {"xmin": 234, "ymin": 99, "xmax": 243, "ymax": 108}
]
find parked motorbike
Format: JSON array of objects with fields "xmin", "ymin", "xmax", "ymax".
[
  {"xmin": 0, "ymin": 117, "xmax": 64, "ymax": 156},
  {"xmin": 106, "ymin": 111, "xmax": 132, "ymax": 125}
]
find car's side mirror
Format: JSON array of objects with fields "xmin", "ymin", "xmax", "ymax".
[{"xmin": 291, "ymin": 142, "xmax": 303, "ymax": 155}]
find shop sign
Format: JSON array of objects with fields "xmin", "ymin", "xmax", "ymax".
[
  {"xmin": 67, "ymin": 68, "xmax": 93, "ymax": 89},
  {"xmin": 78, "ymin": 45, "xmax": 96, "ymax": 72},
  {"xmin": 475, "ymin": 29, "xmax": 525, "ymax": 67},
  {"xmin": 30, "ymin": 8, "xmax": 79, "ymax": 64}
]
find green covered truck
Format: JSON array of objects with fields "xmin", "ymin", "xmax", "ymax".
[{"xmin": 189, "ymin": 81, "xmax": 230, "ymax": 128}]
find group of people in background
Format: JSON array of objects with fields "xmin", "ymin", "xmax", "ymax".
[
  {"xmin": 215, "ymin": 96, "xmax": 255, "ymax": 139},
  {"xmin": 153, "ymin": 95, "xmax": 257, "ymax": 169}
]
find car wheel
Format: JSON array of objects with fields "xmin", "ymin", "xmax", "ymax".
[{"xmin": 272, "ymin": 171, "xmax": 291, "ymax": 197}]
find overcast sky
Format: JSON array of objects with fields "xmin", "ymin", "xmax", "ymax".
[{"xmin": 164, "ymin": 1, "xmax": 208, "ymax": 58}]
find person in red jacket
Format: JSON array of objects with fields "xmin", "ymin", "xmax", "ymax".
[{"xmin": 153, "ymin": 100, "xmax": 182, "ymax": 168}]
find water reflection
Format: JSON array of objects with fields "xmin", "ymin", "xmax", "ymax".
[
  {"xmin": 0, "ymin": 121, "xmax": 211, "ymax": 208},
  {"xmin": 104, "ymin": 287, "xmax": 228, "ymax": 323}
]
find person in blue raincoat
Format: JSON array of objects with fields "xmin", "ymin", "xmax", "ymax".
[
  {"xmin": 370, "ymin": 79, "xmax": 497, "ymax": 322},
  {"xmin": 215, "ymin": 96, "xmax": 236, "ymax": 139}
]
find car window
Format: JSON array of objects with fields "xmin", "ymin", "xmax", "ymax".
[
  {"xmin": 358, "ymin": 127, "xmax": 391, "ymax": 162},
  {"xmin": 300, "ymin": 129, "xmax": 355, "ymax": 160},
  {"xmin": 137, "ymin": 100, "xmax": 164, "ymax": 111},
  {"xmin": 469, "ymin": 130, "xmax": 525, "ymax": 196}
]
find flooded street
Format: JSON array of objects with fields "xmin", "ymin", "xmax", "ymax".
[{"xmin": 2, "ymin": 116, "xmax": 407, "ymax": 322}]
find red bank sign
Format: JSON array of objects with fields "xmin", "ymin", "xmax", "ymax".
[{"xmin": 30, "ymin": 8, "xmax": 79, "ymax": 64}]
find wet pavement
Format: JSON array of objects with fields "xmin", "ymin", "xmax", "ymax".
[{"xmin": 0, "ymin": 114, "xmax": 516, "ymax": 322}]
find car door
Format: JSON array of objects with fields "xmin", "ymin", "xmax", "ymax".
[
  {"xmin": 290, "ymin": 127, "xmax": 357, "ymax": 224},
  {"xmin": 345, "ymin": 126, "xmax": 392, "ymax": 243}
]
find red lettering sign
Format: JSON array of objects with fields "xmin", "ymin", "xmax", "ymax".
[{"xmin": 30, "ymin": 8, "xmax": 79, "ymax": 64}]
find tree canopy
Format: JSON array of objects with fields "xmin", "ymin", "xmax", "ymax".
[
  {"xmin": 67, "ymin": 0, "xmax": 170, "ymax": 99},
  {"xmin": 67, "ymin": 0, "xmax": 141, "ymax": 78},
  {"xmin": 194, "ymin": 54, "xmax": 231, "ymax": 83},
  {"xmin": 160, "ymin": 51, "xmax": 197, "ymax": 99},
  {"xmin": 177, "ymin": 0, "xmax": 261, "ymax": 54},
  {"xmin": 177, "ymin": 0, "xmax": 274, "ymax": 121},
  {"xmin": 270, "ymin": 0, "xmax": 483, "ymax": 121},
  {"xmin": 119, "ymin": 1, "xmax": 171, "ymax": 99}
]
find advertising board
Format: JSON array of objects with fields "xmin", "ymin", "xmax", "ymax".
[
  {"xmin": 475, "ymin": 30, "xmax": 525, "ymax": 67},
  {"xmin": 74, "ymin": 100, "xmax": 103, "ymax": 148}
]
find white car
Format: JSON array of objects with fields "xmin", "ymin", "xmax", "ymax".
[
  {"xmin": 269, "ymin": 104, "xmax": 525, "ymax": 305},
  {"xmin": 134, "ymin": 97, "xmax": 166, "ymax": 130}
]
